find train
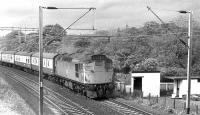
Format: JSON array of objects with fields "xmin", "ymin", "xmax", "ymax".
[{"xmin": 0, "ymin": 51, "xmax": 114, "ymax": 98}]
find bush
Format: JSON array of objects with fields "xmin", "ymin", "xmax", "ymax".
[
  {"xmin": 132, "ymin": 58, "xmax": 158, "ymax": 72},
  {"xmin": 161, "ymin": 67, "xmax": 186, "ymax": 77},
  {"xmin": 160, "ymin": 89, "xmax": 173, "ymax": 96}
]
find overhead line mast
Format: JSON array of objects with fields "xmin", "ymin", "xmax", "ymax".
[
  {"xmin": 146, "ymin": 6, "xmax": 188, "ymax": 47},
  {"xmin": 147, "ymin": 5, "xmax": 193, "ymax": 114},
  {"xmin": 147, "ymin": 6, "xmax": 165, "ymax": 24}
]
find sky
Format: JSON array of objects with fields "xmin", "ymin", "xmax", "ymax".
[{"xmin": 0, "ymin": 0, "xmax": 199, "ymax": 35}]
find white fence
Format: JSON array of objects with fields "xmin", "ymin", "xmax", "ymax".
[
  {"xmin": 160, "ymin": 82, "xmax": 174, "ymax": 90},
  {"xmin": 115, "ymin": 82, "xmax": 174, "ymax": 94}
]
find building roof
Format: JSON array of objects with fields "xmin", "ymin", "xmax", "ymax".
[
  {"xmin": 165, "ymin": 76, "xmax": 200, "ymax": 80},
  {"xmin": 132, "ymin": 71, "xmax": 160, "ymax": 73}
]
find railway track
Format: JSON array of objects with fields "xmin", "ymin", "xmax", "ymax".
[
  {"xmin": 101, "ymin": 99, "xmax": 153, "ymax": 115},
  {"xmin": 0, "ymin": 66, "xmax": 153, "ymax": 115},
  {"xmin": 0, "ymin": 66, "xmax": 94, "ymax": 115}
]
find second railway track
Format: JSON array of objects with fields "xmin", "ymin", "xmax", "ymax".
[
  {"xmin": 0, "ymin": 66, "xmax": 94, "ymax": 115},
  {"xmin": 0, "ymin": 65, "xmax": 153, "ymax": 115},
  {"xmin": 101, "ymin": 99, "xmax": 153, "ymax": 115}
]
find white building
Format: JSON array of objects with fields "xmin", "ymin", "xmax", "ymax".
[
  {"xmin": 129, "ymin": 72, "xmax": 160, "ymax": 97},
  {"xmin": 168, "ymin": 76, "xmax": 200, "ymax": 98}
]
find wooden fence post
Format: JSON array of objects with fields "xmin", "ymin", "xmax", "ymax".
[
  {"xmin": 196, "ymin": 105, "xmax": 198, "ymax": 114},
  {"xmin": 123, "ymin": 84, "xmax": 126, "ymax": 94},
  {"xmin": 173, "ymin": 98, "xmax": 175, "ymax": 109},
  {"xmin": 164, "ymin": 96, "xmax": 166, "ymax": 107},
  {"xmin": 141, "ymin": 91, "xmax": 143, "ymax": 103},
  {"xmin": 120, "ymin": 83, "xmax": 121, "ymax": 92},
  {"xmin": 148, "ymin": 93, "xmax": 151, "ymax": 101},
  {"xmin": 156, "ymin": 95, "xmax": 158, "ymax": 103},
  {"xmin": 183, "ymin": 102, "xmax": 186, "ymax": 110}
]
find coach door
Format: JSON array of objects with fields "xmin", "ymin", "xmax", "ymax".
[{"xmin": 75, "ymin": 64, "xmax": 83, "ymax": 78}]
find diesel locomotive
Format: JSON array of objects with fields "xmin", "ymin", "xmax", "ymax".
[{"xmin": 0, "ymin": 51, "xmax": 114, "ymax": 98}]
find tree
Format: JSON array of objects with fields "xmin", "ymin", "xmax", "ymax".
[
  {"xmin": 74, "ymin": 38, "xmax": 91, "ymax": 48},
  {"xmin": 125, "ymin": 27, "xmax": 139, "ymax": 36},
  {"xmin": 95, "ymin": 30, "xmax": 109, "ymax": 36},
  {"xmin": 43, "ymin": 24, "xmax": 66, "ymax": 37},
  {"xmin": 132, "ymin": 58, "xmax": 158, "ymax": 72},
  {"xmin": 143, "ymin": 21, "xmax": 161, "ymax": 35},
  {"xmin": 73, "ymin": 38, "xmax": 91, "ymax": 53},
  {"xmin": 3, "ymin": 30, "xmax": 24, "ymax": 51},
  {"xmin": 43, "ymin": 24, "xmax": 66, "ymax": 52}
]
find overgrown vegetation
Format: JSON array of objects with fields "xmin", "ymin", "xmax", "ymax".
[{"xmin": 1, "ymin": 18, "xmax": 200, "ymax": 79}]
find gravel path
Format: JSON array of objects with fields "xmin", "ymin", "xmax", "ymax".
[{"xmin": 0, "ymin": 73, "xmax": 36, "ymax": 115}]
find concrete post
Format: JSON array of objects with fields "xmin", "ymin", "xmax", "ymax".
[{"xmin": 131, "ymin": 77, "xmax": 134, "ymax": 93}]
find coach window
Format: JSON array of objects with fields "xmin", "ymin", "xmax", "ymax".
[
  {"xmin": 75, "ymin": 64, "xmax": 83, "ymax": 78},
  {"xmin": 43, "ymin": 60, "xmax": 45, "ymax": 66},
  {"xmin": 35, "ymin": 59, "xmax": 37, "ymax": 65},
  {"xmin": 47, "ymin": 60, "xmax": 49, "ymax": 68},
  {"xmin": 27, "ymin": 58, "xmax": 29, "ymax": 64},
  {"xmin": 75, "ymin": 64, "xmax": 79, "ymax": 78},
  {"xmin": 43, "ymin": 60, "xmax": 46, "ymax": 67}
]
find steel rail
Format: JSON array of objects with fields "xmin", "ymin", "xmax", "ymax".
[
  {"xmin": 0, "ymin": 66, "xmax": 94, "ymax": 115},
  {"xmin": 111, "ymin": 99, "xmax": 153, "ymax": 115},
  {"xmin": 2, "ymin": 70, "xmax": 69, "ymax": 115}
]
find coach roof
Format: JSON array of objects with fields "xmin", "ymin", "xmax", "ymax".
[
  {"xmin": 1, "ymin": 51, "xmax": 17, "ymax": 54},
  {"xmin": 32, "ymin": 52, "xmax": 58, "ymax": 59},
  {"xmin": 15, "ymin": 52, "xmax": 34, "ymax": 56}
]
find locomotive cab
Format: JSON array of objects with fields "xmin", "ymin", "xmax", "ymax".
[{"xmin": 83, "ymin": 55, "xmax": 113, "ymax": 84}]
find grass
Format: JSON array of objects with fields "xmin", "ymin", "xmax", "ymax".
[{"xmin": 113, "ymin": 89, "xmax": 200, "ymax": 115}]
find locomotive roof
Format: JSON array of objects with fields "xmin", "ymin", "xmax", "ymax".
[
  {"xmin": 1, "ymin": 51, "xmax": 17, "ymax": 54},
  {"xmin": 56, "ymin": 53, "xmax": 112, "ymax": 63},
  {"xmin": 15, "ymin": 51, "xmax": 34, "ymax": 56},
  {"xmin": 32, "ymin": 52, "xmax": 58, "ymax": 59}
]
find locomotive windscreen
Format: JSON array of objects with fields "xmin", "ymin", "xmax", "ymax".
[{"xmin": 91, "ymin": 55, "xmax": 106, "ymax": 61}]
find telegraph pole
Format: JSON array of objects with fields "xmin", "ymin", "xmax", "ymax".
[
  {"xmin": 178, "ymin": 10, "xmax": 193, "ymax": 114},
  {"xmin": 38, "ymin": 6, "xmax": 95, "ymax": 115},
  {"xmin": 186, "ymin": 11, "xmax": 192, "ymax": 114},
  {"xmin": 147, "ymin": 7, "xmax": 193, "ymax": 114},
  {"xmin": 39, "ymin": 6, "xmax": 43, "ymax": 115}
]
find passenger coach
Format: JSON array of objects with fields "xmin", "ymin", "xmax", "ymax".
[
  {"xmin": 31, "ymin": 52, "xmax": 58, "ymax": 75},
  {"xmin": 1, "ymin": 51, "xmax": 16, "ymax": 67},
  {"xmin": 14, "ymin": 52, "xmax": 33, "ymax": 71}
]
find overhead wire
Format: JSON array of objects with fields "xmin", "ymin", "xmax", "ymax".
[{"xmin": 44, "ymin": 8, "xmax": 96, "ymax": 47}]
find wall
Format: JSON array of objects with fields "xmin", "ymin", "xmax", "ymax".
[
  {"xmin": 175, "ymin": 79, "xmax": 200, "ymax": 98},
  {"xmin": 131, "ymin": 72, "xmax": 160, "ymax": 97}
]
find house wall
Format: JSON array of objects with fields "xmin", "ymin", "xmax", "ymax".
[
  {"xmin": 131, "ymin": 72, "xmax": 160, "ymax": 97},
  {"xmin": 174, "ymin": 79, "xmax": 200, "ymax": 98}
]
